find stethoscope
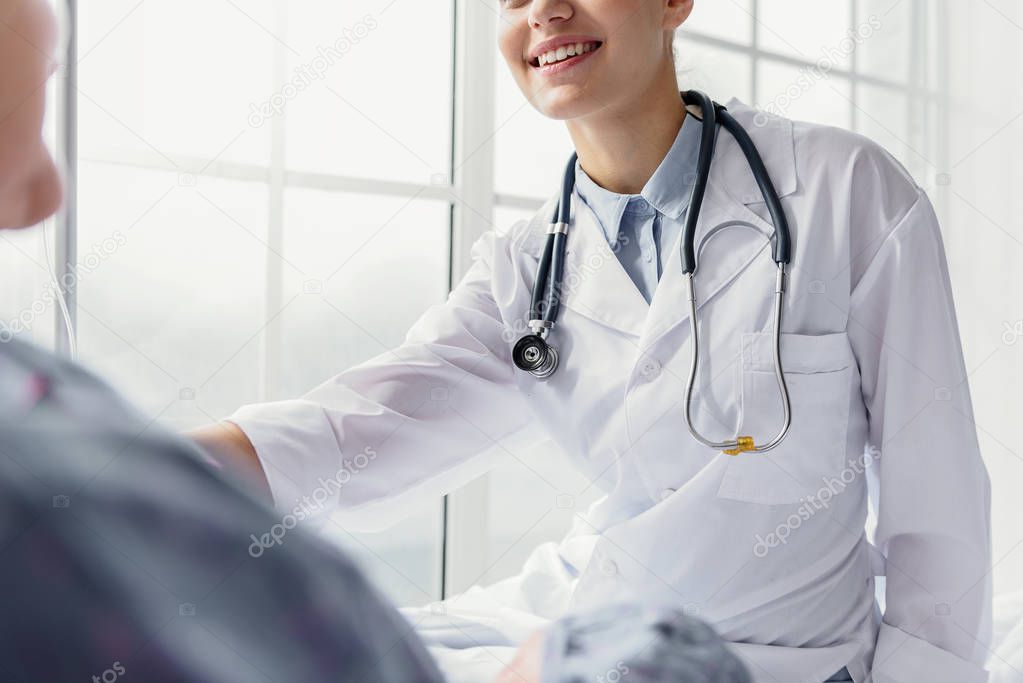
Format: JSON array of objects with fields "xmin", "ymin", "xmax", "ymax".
[{"xmin": 512, "ymin": 90, "xmax": 793, "ymax": 456}]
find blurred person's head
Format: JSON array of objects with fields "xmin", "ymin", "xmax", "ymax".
[
  {"xmin": 497, "ymin": 0, "xmax": 692, "ymax": 122},
  {"xmin": 0, "ymin": 0, "xmax": 62, "ymax": 230},
  {"xmin": 494, "ymin": 602, "xmax": 751, "ymax": 683}
]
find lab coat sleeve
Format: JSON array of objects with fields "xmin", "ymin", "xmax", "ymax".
[
  {"xmin": 227, "ymin": 227, "xmax": 543, "ymax": 531},
  {"xmin": 846, "ymin": 189, "xmax": 993, "ymax": 682}
]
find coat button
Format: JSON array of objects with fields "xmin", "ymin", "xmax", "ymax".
[
  {"xmin": 660, "ymin": 487, "xmax": 676, "ymax": 501},
  {"xmin": 640, "ymin": 359, "xmax": 661, "ymax": 379}
]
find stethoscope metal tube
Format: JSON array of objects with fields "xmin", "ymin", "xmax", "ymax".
[
  {"xmin": 675, "ymin": 90, "xmax": 793, "ymax": 455},
  {"xmin": 514, "ymin": 90, "xmax": 794, "ymax": 456},
  {"xmin": 682, "ymin": 264, "xmax": 791, "ymax": 455}
]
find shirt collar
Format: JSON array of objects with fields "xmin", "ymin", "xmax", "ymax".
[{"xmin": 574, "ymin": 110, "xmax": 702, "ymax": 245}]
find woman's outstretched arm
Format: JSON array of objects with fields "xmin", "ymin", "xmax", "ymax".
[
  {"xmin": 191, "ymin": 421, "xmax": 272, "ymax": 501},
  {"xmin": 191, "ymin": 224, "xmax": 546, "ymax": 532}
]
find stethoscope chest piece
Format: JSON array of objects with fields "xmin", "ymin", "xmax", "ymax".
[{"xmin": 512, "ymin": 333, "xmax": 559, "ymax": 380}]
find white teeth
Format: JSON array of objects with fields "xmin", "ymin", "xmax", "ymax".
[{"xmin": 536, "ymin": 42, "xmax": 598, "ymax": 67}]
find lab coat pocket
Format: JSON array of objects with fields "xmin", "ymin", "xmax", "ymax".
[{"xmin": 716, "ymin": 332, "xmax": 854, "ymax": 505}]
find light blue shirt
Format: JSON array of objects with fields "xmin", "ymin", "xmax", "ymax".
[{"xmin": 573, "ymin": 112, "xmax": 701, "ymax": 304}]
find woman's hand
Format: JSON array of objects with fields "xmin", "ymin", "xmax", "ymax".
[{"xmin": 189, "ymin": 422, "xmax": 272, "ymax": 502}]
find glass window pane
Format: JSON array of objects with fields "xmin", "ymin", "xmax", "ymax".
[
  {"xmin": 72, "ymin": 0, "xmax": 455, "ymax": 612},
  {"xmin": 853, "ymin": 83, "xmax": 930, "ymax": 181},
  {"xmin": 319, "ymin": 500, "xmax": 444, "ymax": 608},
  {"xmin": 758, "ymin": 0, "xmax": 853, "ymax": 70},
  {"xmin": 77, "ymin": 163, "xmax": 269, "ymax": 427},
  {"xmin": 681, "ymin": 0, "xmax": 753, "ymax": 43},
  {"xmin": 279, "ymin": 188, "xmax": 450, "ymax": 606},
  {"xmin": 756, "ymin": 60, "xmax": 853, "ymax": 129},
  {"xmin": 493, "ymin": 40, "xmax": 575, "ymax": 200},
  {"xmin": 675, "ymin": 42, "xmax": 753, "ymax": 104},
  {"xmin": 855, "ymin": 0, "xmax": 911, "ymax": 84},
  {"xmin": 77, "ymin": 0, "xmax": 274, "ymax": 166},
  {"xmin": 278, "ymin": 190, "xmax": 450, "ymax": 399},
  {"xmin": 283, "ymin": 1, "xmax": 454, "ymax": 184},
  {"xmin": 0, "ymin": 227, "xmax": 58, "ymax": 349}
]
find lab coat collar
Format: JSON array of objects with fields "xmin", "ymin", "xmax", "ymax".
[
  {"xmin": 524, "ymin": 99, "xmax": 797, "ymax": 343},
  {"xmin": 713, "ymin": 97, "xmax": 798, "ymax": 206}
]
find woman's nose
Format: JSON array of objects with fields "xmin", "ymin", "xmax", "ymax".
[{"xmin": 528, "ymin": 0, "xmax": 573, "ymax": 29}]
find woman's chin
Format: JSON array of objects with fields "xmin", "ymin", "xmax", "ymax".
[{"xmin": 527, "ymin": 86, "xmax": 604, "ymax": 122}]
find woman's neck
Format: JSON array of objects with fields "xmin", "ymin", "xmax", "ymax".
[{"xmin": 565, "ymin": 69, "xmax": 686, "ymax": 196}]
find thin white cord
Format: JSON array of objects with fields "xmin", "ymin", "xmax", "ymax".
[{"xmin": 41, "ymin": 218, "xmax": 78, "ymax": 361}]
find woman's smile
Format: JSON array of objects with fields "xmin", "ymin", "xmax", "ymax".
[{"xmin": 527, "ymin": 35, "xmax": 604, "ymax": 77}]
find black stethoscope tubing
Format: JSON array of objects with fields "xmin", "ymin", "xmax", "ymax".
[{"xmin": 513, "ymin": 90, "xmax": 793, "ymax": 416}]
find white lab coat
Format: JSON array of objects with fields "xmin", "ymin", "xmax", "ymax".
[{"xmin": 229, "ymin": 99, "xmax": 992, "ymax": 683}]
